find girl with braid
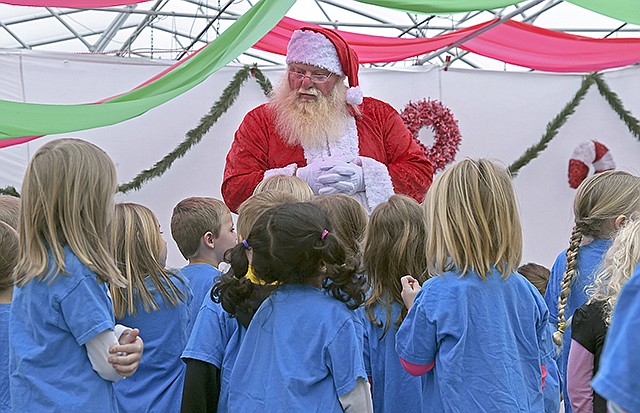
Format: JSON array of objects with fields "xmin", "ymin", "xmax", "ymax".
[{"xmin": 544, "ymin": 170, "xmax": 640, "ymax": 413}]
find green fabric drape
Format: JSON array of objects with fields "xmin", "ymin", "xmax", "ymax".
[
  {"xmin": 353, "ymin": 0, "xmax": 521, "ymax": 14},
  {"xmin": 566, "ymin": 0, "xmax": 640, "ymax": 25},
  {"xmin": 0, "ymin": 0, "xmax": 294, "ymax": 140}
]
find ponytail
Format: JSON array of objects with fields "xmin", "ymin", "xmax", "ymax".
[
  {"xmin": 211, "ymin": 242, "xmax": 254, "ymax": 317},
  {"xmin": 553, "ymin": 225, "xmax": 582, "ymax": 347},
  {"xmin": 320, "ymin": 231, "xmax": 366, "ymax": 310}
]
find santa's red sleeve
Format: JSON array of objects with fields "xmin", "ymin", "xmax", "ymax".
[{"xmin": 222, "ymin": 107, "xmax": 272, "ymax": 213}]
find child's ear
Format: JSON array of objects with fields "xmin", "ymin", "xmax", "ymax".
[
  {"xmin": 614, "ymin": 215, "xmax": 627, "ymax": 230},
  {"xmin": 202, "ymin": 231, "xmax": 215, "ymax": 249}
]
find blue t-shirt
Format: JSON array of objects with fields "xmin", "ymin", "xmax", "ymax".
[
  {"xmin": 592, "ymin": 263, "xmax": 640, "ymax": 413},
  {"xmin": 0, "ymin": 304, "xmax": 10, "ymax": 413},
  {"xmin": 396, "ymin": 269, "xmax": 553, "ymax": 413},
  {"xmin": 182, "ymin": 287, "xmax": 245, "ymax": 413},
  {"xmin": 178, "ymin": 263, "xmax": 222, "ymax": 335},
  {"xmin": 544, "ymin": 238, "xmax": 611, "ymax": 413},
  {"xmin": 9, "ymin": 247, "xmax": 118, "ymax": 413},
  {"xmin": 357, "ymin": 301, "xmax": 424, "ymax": 413},
  {"xmin": 113, "ymin": 274, "xmax": 192, "ymax": 413},
  {"xmin": 228, "ymin": 284, "xmax": 367, "ymax": 413}
]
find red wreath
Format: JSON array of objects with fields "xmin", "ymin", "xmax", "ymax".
[{"xmin": 400, "ymin": 99, "xmax": 462, "ymax": 172}]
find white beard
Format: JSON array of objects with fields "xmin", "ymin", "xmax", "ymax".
[{"xmin": 270, "ymin": 80, "xmax": 350, "ymax": 149}]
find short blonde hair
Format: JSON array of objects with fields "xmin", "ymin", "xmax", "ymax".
[
  {"xmin": 424, "ymin": 159, "xmax": 522, "ymax": 279},
  {"xmin": 0, "ymin": 221, "xmax": 18, "ymax": 290},
  {"xmin": 0, "ymin": 195, "xmax": 21, "ymax": 231},
  {"xmin": 110, "ymin": 203, "xmax": 186, "ymax": 318},
  {"xmin": 237, "ymin": 191, "xmax": 298, "ymax": 241},
  {"xmin": 171, "ymin": 197, "xmax": 230, "ymax": 260},
  {"xmin": 15, "ymin": 138, "xmax": 124, "ymax": 287},
  {"xmin": 253, "ymin": 175, "xmax": 313, "ymax": 202}
]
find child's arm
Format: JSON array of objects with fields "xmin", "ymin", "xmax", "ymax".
[
  {"xmin": 85, "ymin": 325, "xmax": 134, "ymax": 382},
  {"xmin": 180, "ymin": 358, "xmax": 221, "ymax": 413},
  {"xmin": 399, "ymin": 357, "xmax": 435, "ymax": 376},
  {"xmin": 338, "ymin": 377, "xmax": 373, "ymax": 413},
  {"xmin": 400, "ymin": 275, "xmax": 421, "ymax": 310},
  {"xmin": 109, "ymin": 327, "xmax": 144, "ymax": 377},
  {"xmin": 567, "ymin": 339, "xmax": 595, "ymax": 413}
]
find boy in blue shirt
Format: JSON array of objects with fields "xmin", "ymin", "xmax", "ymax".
[{"xmin": 171, "ymin": 196, "xmax": 237, "ymax": 331}]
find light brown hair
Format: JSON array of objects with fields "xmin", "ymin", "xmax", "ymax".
[
  {"xmin": 518, "ymin": 263, "xmax": 550, "ymax": 296},
  {"xmin": 253, "ymin": 175, "xmax": 313, "ymax": 202},
  {"xmin": 0, "ymin": 195, "xmax": 21, "ymax": 231},
  {"xmin": 171, "ymin": 197, "xmax": 230, "ymax": 260},
  {"xmin": 554, "ymin": 170, "xmax": 640, "ymax": 346},
  {"xmin": 424, "ymin": 159, "xmax": 522, "ymax": 279},
  {"xmin": 110, "ymin": 203, "xmax": 186, "ymax": 318},
  {"xmin": 363, "ymin": 195, "xmax": 427, "ymax": 335},
  {"xmin": 313, "ymin": 194, "xmax": 368, "ymax": 266},
  {"xmin": 237, "ymin": 191, "xmax": 298, "ymax": 241},
  {"xmin": 0, "ymin": 221, "xmax": 18, "ymax": 290},
  {"xmin": 14, "ymin": 138, "xmax": 124, "ymax": 287}
]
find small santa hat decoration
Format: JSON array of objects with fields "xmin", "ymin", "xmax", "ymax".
[{"xmin": 286, "ymin": 27, "xmax": 363, "ymax": 105}]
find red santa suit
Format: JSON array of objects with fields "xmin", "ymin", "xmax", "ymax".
[{"xmin": 222, "ymin": 96, "xmax": 434, "ymax": 213}]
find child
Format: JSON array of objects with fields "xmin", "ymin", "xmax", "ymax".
[
  {"xmin": 592, "ymin": 262, "xmax": 640, "ymax": 413},
  {"xmin": 518, "ymin": 262, "xmax": 551, "ymax": 296},
  {"xmin": 0, "ymin": 221, "xmax": 18, "ymax": 413},
  {"xmin": 544, "ymin": 170, "xmax": 640, "ymax": 413},
  {"xmin": 359, "ymin": 194, "xmax": 427, "ymax": 413},
  {"xmin": 396, "ymin": 159, "xmax": 555, "ymax": 412},
  {"xmin": 313, "ymin": 194, "xmax": 368, "ymax": 269},
  {"xmin": 253, "ymin": 174, "xmax": 314, "ymax": 201},
  {"xmin": 9, "ymin": 138, "xmax": 143, "ymax": 413},
  {"xmin": 567, "ymin": 218, "xmax": 640, "ymax": 413},
  {"xmin": 222, "ymin": 202, "xmax": 372, "ymax": 412},
  {"xmin": 171, "ymin": 197, "xmax": 236, "ymax": 330},
  {"xmin": 110, "ymin": 202, "xmax": 192, "ymax": 413},
  {"xmin": 181, "ymin": 190, "xmax": 297, "ymax": 413},
  {"xmin": 0, "ymin": 195, "xmax": 21, "ymax": 230}
]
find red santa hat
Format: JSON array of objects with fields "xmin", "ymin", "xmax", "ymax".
[{"xmin": 286, "ymin": 27, "xmax": 363, "ymax": 105}]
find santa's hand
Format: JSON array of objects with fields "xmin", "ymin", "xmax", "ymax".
[
  {"xmin": 317, "ymin": 161, "xmax": 364, "ymax": 195},
  {"xmin": 296, "ymin": 160, "xmax": 331, "ymax": 194}
]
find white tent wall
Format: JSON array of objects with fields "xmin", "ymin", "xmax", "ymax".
[{"xmin": 1, "ymin": 50, "xmax": 639, "ymax": 270}]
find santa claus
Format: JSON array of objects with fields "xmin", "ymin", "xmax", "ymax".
[{"xmin": 222, "ymin": 27, "xmax": 434, "ymax": 213}]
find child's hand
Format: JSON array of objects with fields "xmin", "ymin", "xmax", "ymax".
[
  {"xmin": 400, "ymin": 275, "xmax": 421, "ymax": 311},
  {"xmin": 109, "ymin": 328, "xmax": 144, "ymax": 377}
]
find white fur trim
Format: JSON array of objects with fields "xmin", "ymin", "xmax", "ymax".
[
  {"xmin": 263, "ymin": 163, "xmax": 297, "ymax": 179},
  {"xmin": 570, "ymin": 141, "xmax": 596, "ymax": 165},
  {"xmin": 302, "ymin": 117, "xmax": 359, "ymax": 163},
  {"xmin": 346, "ymin": 86, "xmax": 363, "ymax": 105},
  {"xmin": 359, "ymin": 156, "xmax": 394, "ymax": 212},
  {"xmin": 286, "ymin": 30, "xmax": 343, "ymax": 75}
]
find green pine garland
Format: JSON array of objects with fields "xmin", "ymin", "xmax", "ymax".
[
  {"xmin": 508, "ymin": 73, "xmax": 597, "ymax": 176},
  {"xmin": 2, "ymin": 67, "xmax": 639, "ymax": 196}
]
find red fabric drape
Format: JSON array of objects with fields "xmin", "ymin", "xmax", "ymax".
[
  {"xmin": 254, "ymin": 17, "xmax": 640, "ymax": 72},
  {"xmin": 0, "ymin": 0, "xmax": 148, "ymax": 6}
]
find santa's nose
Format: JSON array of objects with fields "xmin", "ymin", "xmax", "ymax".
[{"xmin": 300, "ymin": 76, "xmax": 314, "ymax": 89}]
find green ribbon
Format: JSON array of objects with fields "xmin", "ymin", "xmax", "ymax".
[
  {"xmin": 566, "ymin": 0, "xmax": 640, "ymax": 25},
  {"xmin": 353, "ymin": 0, "xmax": 521, "ymax": 14},
  {"xmin": 0, "ymin": 0, "xmax": 294, "ymax": 140}
]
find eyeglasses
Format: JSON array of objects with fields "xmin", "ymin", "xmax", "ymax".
[{"xmin": 288, "ymin": 70, "xmax": 333, "ymax": 84}]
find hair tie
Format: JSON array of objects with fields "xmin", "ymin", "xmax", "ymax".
[
  {"xmin": 241, "ymin": 239, "xmax": 251, "ymax": 250},
  {"xmin": 321, "ymin": 229, "xmax": 329, "ymax": 240}
]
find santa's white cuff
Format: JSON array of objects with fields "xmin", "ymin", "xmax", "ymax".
[
  {"xmin": 263, "ymin": 163, "xmax": 298, "ymax": 180},
  {"xmin": 360, "ymin": 156, "xmax": 394, "ymax": 212}
]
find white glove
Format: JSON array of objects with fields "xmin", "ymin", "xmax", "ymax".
[
  {"xmin": 317, "ymin": 158, "xmax": 364, "ymax": 196},
  {"xmin": 296, "ymin": 159, "xmax": 334, "ymax": 194}
]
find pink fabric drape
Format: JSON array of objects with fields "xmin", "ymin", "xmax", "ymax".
[{"xmin": 254, "ymin": 17, "xmax": 640, "ymax": 72}]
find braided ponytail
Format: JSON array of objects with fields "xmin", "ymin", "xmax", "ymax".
[{"xmin": 553, "ymin": 225, "xmax": 582, "ymax": 346}]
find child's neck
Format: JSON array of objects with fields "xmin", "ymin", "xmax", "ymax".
[
  {"xmin": 0, "ymin": 287, "xmax": 13, "ymax": 304},
  {"xmin": 189, "ymin": 257, "xmax": 220, "ymax": 268}
]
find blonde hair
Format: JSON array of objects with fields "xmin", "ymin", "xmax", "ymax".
[
  {"xmin": 253, "ymin": 175, "xmax": 313, "ymax": 202},
  {"xmin": 363, "ymin": 195, "xmax": 427, "ymax": 335},
  {"xmin": 171, "ymin": 197, "xmax": 230, "ymax": 260},
  {"xmin": 110, "ymin": 203, "xmax": 186, "ymax": 318},
  {"xmin": 424, "ymin": 159, "xmax": 522, "ymax": 279},
  {"xmin": 237, "ymin": 191, "xmax": 298, "ymax": 240},
  {"xmin": 0, "ymin": 221, "xmax": 18, "ymax": 290},
  {"xmin": 15, "ymin": 138, "xmax": 124, "ymax": 288},
  {"xmin": 0, "ymin": 195, "xmax": 21, "ymax": 231},
  {"xmin": 554, "ymin": 170, "xmax": 640, "ymax": 346},
  {"xmin": 313, "ymin": 194, "xmax": 368, "ymax": 266},
  {"xmin": 586, "ymin": 217, "xmax": 640, "ymax": 325}
]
